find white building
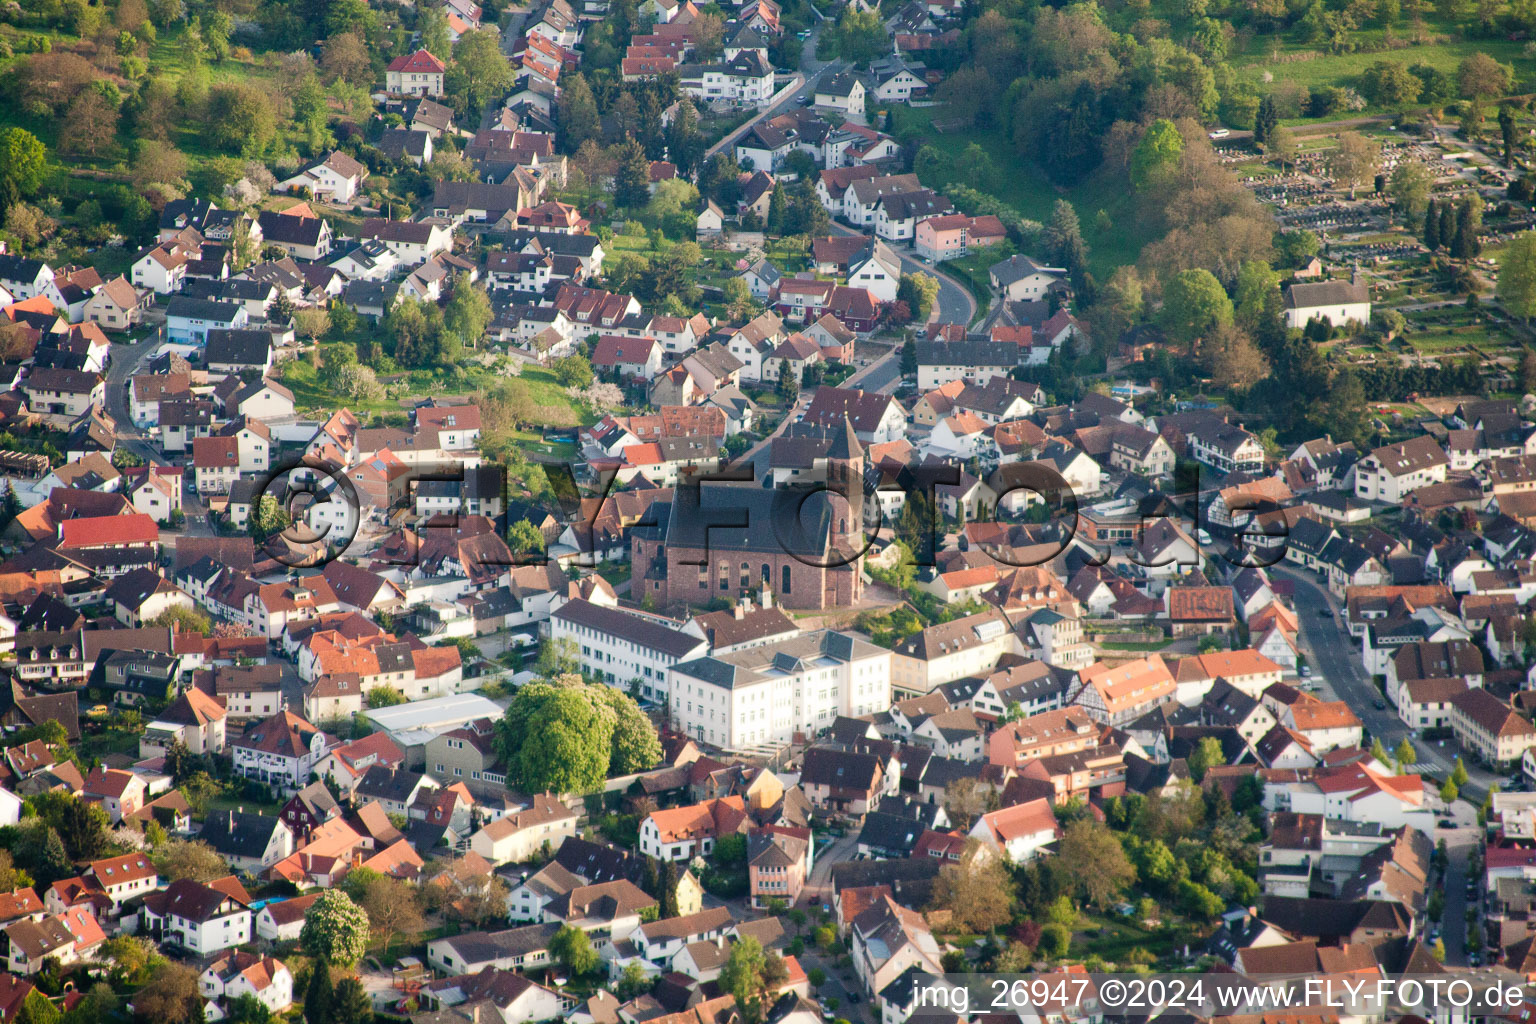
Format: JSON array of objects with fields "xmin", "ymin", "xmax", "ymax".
[
  {"xmin": 142, "ymin": 878, "xmax": 253, "ymax": 956},
  {"xmin": 1354, "ymin": 435, "xmax": 1450, "ymax": 504},
  {"xmin": 666, "ymin": 630, "xmax": 892, "ymax": 750},
  {"xmin": 550, "ymin": 599, "xmax": 708, "ymax": 704},
  {"xmin": 1282, "ymin": 278, "xmax": 1371, "ymax": 329},
  {"xmin": 200, "ymin": 953, "xmax": 294, "ymax": 1018}
]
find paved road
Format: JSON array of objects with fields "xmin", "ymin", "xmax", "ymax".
[
  {"xmin": 843, "ymin": 349, "xmax": 900, "ymax": 394},
  {"xmin": 1438, "ymin": 805, "xmax": 1480, "ymax": 967},
  {"xmin": 705, "ymin": 24, "xmax": 843, "ymax": 162},
  {"xmin": 1274, "ymin": 564, "xmax": 1499, "ymax": 798},
  {"xmin": 106, "ymin": 328, "xmax": 173, "ymax": 467},
  {"xmin": 828, "ymin": 221, "xmax": 977, "ymax": 326}
]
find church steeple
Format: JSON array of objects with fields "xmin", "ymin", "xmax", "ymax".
[{"xmin": 826, "ymin": 413, "xmax": 864, "ymax": 538}]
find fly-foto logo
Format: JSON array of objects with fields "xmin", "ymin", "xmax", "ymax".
[{"xmin": 261, "ymin": 450, "xmax": 1293, "ymax": 576}]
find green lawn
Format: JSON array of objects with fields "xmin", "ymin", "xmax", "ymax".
[
  {"xmin": 1230, "ymin": 29, "xmax": 1528, "ymax": 101},
  {"xmin": 887, "ymin": 111, "xmax": 1160, "ymax": 281},
  {"xmin": 1071, "ymin": 913, "xmax": 1179, "ymax": 965}
]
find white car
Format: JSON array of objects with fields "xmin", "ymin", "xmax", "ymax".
[{"xmin": 1208, "ymin": 128, "xmax": 1230, "ymax": 139}]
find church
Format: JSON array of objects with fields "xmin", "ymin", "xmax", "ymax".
[{"xmin": 631, "ymin": 417, "xmax": 868, "ymax": 611}]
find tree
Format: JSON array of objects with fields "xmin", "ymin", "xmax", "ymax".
[
  {"xmin": 303, "ymin": 963, "xmax": 333, "ymax": 1024},
  {"xmin": 1500, "ymin": 232, "xmax": 1536, "ymax": 322},
  {"xmin": 593, "ymin": 686, "xmax": 663, "ymax": 775},
  {"xmin": 435, "ymin": 858, "xmax": 511, "ymax": 927},
  {"xmin": 33, "ymin": 792, "xmax": 110, "ymax": 861},
  {"xmin": 225, "ymin": 994, "xmax": 270, "ymax": 1024},
  {"xmin": 449, "ymin": 30, "xmax": 514, "ymax": 118},
  {"xmin": 300, "ymin": 890, "xmax": 371, "ymax": 966},
  {"xmin": 775, "ymin": 361, "xmax": 800, "ymax": 405},
  {"xmin": 723, "ymin": 276, "xmax": 756, "ymax": 322},
  {"xmin": 152, "ymin": 839, "xmax": 228, "ymax": 882},
  {"xmin": 1131, "ymin": 119, "xmax": 1184, "ymax": 190},
  {"xmin": 558, "ymin": 74, "xmax": 600, "ymax": 154},
  {"xmin": 901, "ymin": 336, "xmax": 917, "ymax": 378},
  {"xmin": 148, "ymin": 607, "xmax": 212, "ymax": 635},
  {"xmin": 1451, "ymin": 757, "xmax": 1469, "ymax": 788},
  {"xmin": 135, "ymin": 963, "xmax": 200, "ymax": 1024},
  {"xmin": 366, "ymin": 686, "xmax": 407, "ymax": 708},
  {"xmin": 897, "ymin": 273, "xmax": 940, "ymax": 322},
  {"xmin": 1424, "ymin": 199, "xmax": 1442, "ymax": 250},
  {"xmin": 16, "ymin": 991, "xmax": 57, "ymax": 1024},
  {"xmin": 1388, "ymin": 161, "xmax": 1433, "ymax": 221},
  {"xmin": 494, "ymin": 684, "xmax": 624, "ymax": 794},
  {"xmin": 0, "ymin": 129, "xmax": 47, "ymax": 196},
  {"xmin": 0, "ymin": 851, "xmax": 34, "ymax": 893},
  {"xmin": 249, "ymin": 494, "xmax": 293, "ymax": 543},
  {"xmin": 1453, "ymin": 200, "xmax": 1481, "ymax": 260},
  {"xmin": 1440, "ymin": 778, "xmax": 1459, "ymax": 803},
  {"xmin": 1037, "ymin": 923, "xmax": 1070, "ymax": 959},
  {"xmin": 1254, "ymin": 95, "xmax": 1279, "ymax": 146},
  {"xmin": 1043, "ymin": 198, "xmax": 1088, "ymax": 277},
  {"xmin": 927, "ymin": 842, "xmax": 1015, "ymax": 932},
  {"xmin": 205, "ymin": 84, "xmax": 276, "ymax": 158},
  {"xmin": 551, "ymin": 924, "xmax": 599, "ymax": 976},
  {"xmin": 59, "ymin": 91, "xmax": 120, "ymax": 159},
  {"xmin": 552, "ymin": 354, "xmax": 594, "ymax": 388},
  {"xmin": 361, "ymin": 876, "xmax": 423, "ymax": 956},
  {"xmin": 1361, "ymin": 60, "xmax": 1422, "ymax": 106},
  {"xmin": 293, "ymin": 307, "xmax": 331, "ymax": 347},
  {"xmin": 1459, "ymin": 53, "xmax": 1512, "ymax": 101},
  {"xmin": 1159, "ymin": 268, "xmax": 1234, "ymax": 345},
  {"xmin": 614, "ymin": 136, "xmax": 653, "ymax": 209},
  {"xmin": 443, "ymin": 275, "xmax": 492, "ymax": 347},
  {"xmin": 1501, "ymin": 104, "xmax": 1519, "ymax": 166},
  {"xmin": 331, "ymin": 977, "xmax": 373, "ymax": 1024},
  {"xmin": 1205, "ymin": 323, "xmax": 1270, "ymax": 388},
  {"xmin": 1186, "ymin": 735, "xmax": 1227, "ymax": 782},
  {"xmin": 320, "ymin": 32, "xmax": 371, "ymax": 87},
  {"xmin": 720, "ymin": 937, "xmax": 769, "ymax": 1022},
  {"xmin": 1394, "ymin": 738, "xmax": 1416, "ymax": 772},
  {"xmin": 1057, "ymin": 819, "xmax": 1136, "ymax": 909},
  {"xmin": 1329, "ymin": 132, "xmax": 1380, "ymax": 199},
  {"xmin": 508, "ymin": 519, "xmax": 545, "ymax": 556}
]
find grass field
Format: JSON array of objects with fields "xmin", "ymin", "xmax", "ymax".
[
  {"xmin": 888, "ymin": 110, "xmax": 1160, "ymax": 281},
  {"xmin": 1231, "ymin": 30, "xmax": 1527, "ymax": 96}
]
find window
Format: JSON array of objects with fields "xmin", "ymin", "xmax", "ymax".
[{"xmin": 782, "ymin": 564, "xmax": 792, "ymax": 595}]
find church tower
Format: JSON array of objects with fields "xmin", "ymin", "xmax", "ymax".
[{"xmin": 825, "ymin": 413, "xmax": 865, "ymax": 541}]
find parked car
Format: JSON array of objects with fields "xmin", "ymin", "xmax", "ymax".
[
  {"xmin": 1208, "ymin": 128, "xmax": 1231, "ymax": 138},
  {"xmin": 1374, "ymin": 698, "xmax": 1387, "ymax": 710}
]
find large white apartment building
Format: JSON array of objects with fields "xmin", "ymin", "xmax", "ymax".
[
  {"xmin": 667, "ymin": 630, "xmax": 892, "ymax": 750},
  {"xmin": 550, "ymin": 598, "xmax": 708, "ymax": 703}
]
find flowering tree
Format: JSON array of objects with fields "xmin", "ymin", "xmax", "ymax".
[{"xmin": 300, "ymin": 890, "xmax": 371, "ymax": 966}]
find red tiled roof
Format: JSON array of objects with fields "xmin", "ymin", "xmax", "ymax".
[{"xmin": 57, "ymin": 514, "xmax": 158, "ymax": 550}]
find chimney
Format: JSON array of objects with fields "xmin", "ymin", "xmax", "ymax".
[
  {"xmin": 733, "ymin": 602, "xmax": 746, "ymax": 621},
  {"xmin": 472, "ymin": 1008, "xmax": 481, "ymax": 1024}
]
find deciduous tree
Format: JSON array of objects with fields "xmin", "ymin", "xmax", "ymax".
[
  {"xmin": 301, "ymin": 890, "xmax": 371, "ymax": 966},
  {"xmin": 927, "ymin": 841, "xmax": 1015, "ymax": 932},
  {"xmin": 1159, "ymin": 268, "xmax": 1234, "ymax": 344},
  {"xmin": 1057, "ymin": 819, "xmax": 1136, "ymax": 909}
]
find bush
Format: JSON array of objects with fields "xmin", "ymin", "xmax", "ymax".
[{"xmin": 1037, "ymin": 924, "xmax": 1070, "ymax": 959}]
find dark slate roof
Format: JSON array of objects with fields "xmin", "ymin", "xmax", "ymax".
[{"xmin": 198, "ymin": 810, "xmax": 287, "ymax": 860}]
